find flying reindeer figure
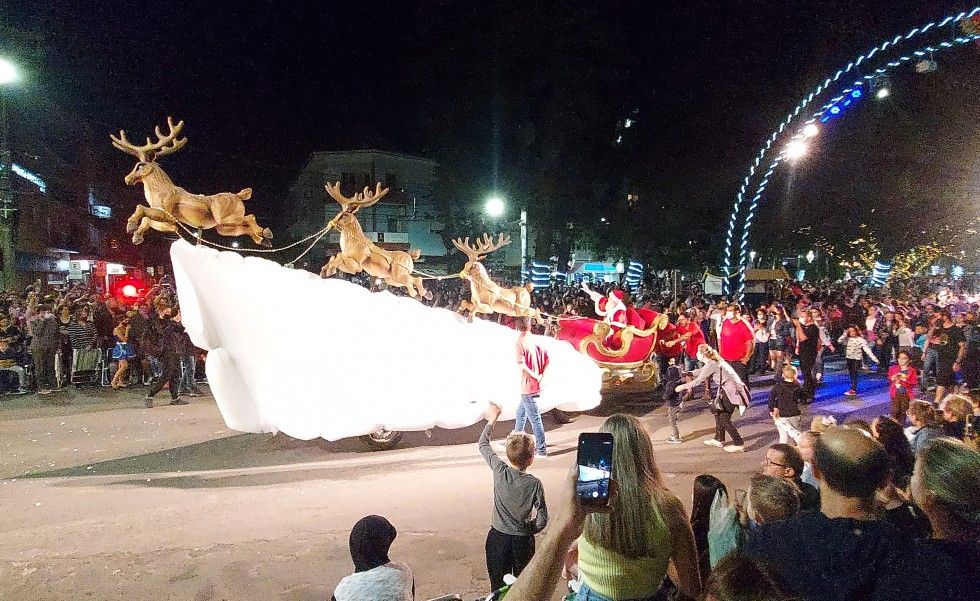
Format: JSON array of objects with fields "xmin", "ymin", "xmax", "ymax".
[
  {"xmin": 453, "ymin": 233, "xmax": 543, "ymax": 323},
  {"xmin": 320, "ymin": 182, "xmax": 429, "ymax": 299},
  {"xmin": 110, "ymin": 117, "xmax": 273, "ymax": 246}
]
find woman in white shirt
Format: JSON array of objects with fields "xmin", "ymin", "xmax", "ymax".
[{"xmin": 333, "ymin": 515, "xmax": 414, "ymax": 601}]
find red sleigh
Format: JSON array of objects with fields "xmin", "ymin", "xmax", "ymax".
[{"xmin": 555, "ymin": 307, "xmax": 682, "ymax": 386}]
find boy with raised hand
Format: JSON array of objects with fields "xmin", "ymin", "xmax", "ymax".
[{"xmin": 479, "ymin": 402, "xmax": 548, "ymax": 594}]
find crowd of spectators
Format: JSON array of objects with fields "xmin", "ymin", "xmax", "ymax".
[
  {"xmin": 329, "ymin": 276, "xmax": 980, "ymax": 601},
  {"xmin": 0, "ymin": 279, "xmax": 205, "ymax": 405}
]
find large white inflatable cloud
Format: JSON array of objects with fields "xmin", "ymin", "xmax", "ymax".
[{"xmin": 170, "ymin": 240, "xmax": 602, "ymax": 441}]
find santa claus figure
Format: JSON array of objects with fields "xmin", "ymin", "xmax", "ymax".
[{"xmin": 581, "ymin": 283, "xmax": 629, "ymax": 344}]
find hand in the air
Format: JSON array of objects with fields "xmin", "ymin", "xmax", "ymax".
[{"xmin": 484, "ymin": 402, "xmax": 502, "ymax": 424}]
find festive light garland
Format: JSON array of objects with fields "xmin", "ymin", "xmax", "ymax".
[
  {"xmin": 722, "ymin": 7, "xmax": 980, "ymax": 299},
  {"xmin": 732, "ymin": 32, "xmax": 980, "ymax": 298}
]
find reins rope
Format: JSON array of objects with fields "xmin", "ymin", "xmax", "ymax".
[{"xmin": 161, "ymin": 210, "xmax": 560, "ymax": 317}]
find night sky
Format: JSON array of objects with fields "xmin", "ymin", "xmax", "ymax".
[{"xmin": 4, "ymin": 0, "xmax": 978, "ymax": 263}]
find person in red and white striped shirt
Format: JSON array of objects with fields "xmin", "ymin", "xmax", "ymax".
[{"xmin": 515, "ymin": 317, "xmax": 549, "ymax": 457}]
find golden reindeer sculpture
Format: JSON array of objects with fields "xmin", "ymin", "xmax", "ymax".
[
  {"xmin": 453, "ymin": 233, "xmax": 543, "ymax": 323},
  {"xmin": 320, "ymin": 182, "xmax": 429, "ymax": 299},
  {"xmin": 110, "ymin": 117, "xmax": 273, "ymax": 246}
]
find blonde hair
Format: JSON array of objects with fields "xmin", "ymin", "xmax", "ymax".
[
  {"xmin": 940, "ymin": 394, "xmax": 975, "ymax": 421},
  {"xmin": 505, "ymin": 432, "xmax": 534, "ymax": 469},
  {"xmin": 908, "ymin": 400, "xmax": 937, "ymax": 426},
  {"xmin": 696, "ymin": 344, "xmax": 721, "ymax": 363},
  {"xmin": 782, "ymin": 364, "xmax": 798, "ymax": 379},
  {"xmin": 583, "ymin": 414, "xmax": 666, "ymax": 558},
  {"xmin": 916, "ymin": 438, "xmax": 980, "ymax": 527}
]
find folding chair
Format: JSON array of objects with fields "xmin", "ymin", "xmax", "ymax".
[{"xmin": 70, "ymin": 348, "xmax": 103, "ymax": 386}]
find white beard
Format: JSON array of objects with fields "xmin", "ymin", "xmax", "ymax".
[{"xmin": 171, "ymin": 240, "xmax": 602, "ymax": 441}]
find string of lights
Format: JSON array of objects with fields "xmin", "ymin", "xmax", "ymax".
[{"xmin": 722, "ymin": 7, "xmax": 980, "ymax": 299}]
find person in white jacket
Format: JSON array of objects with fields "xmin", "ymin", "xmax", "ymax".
[
  {"xmin": 676, "ymin": 344, "xmax": 750, "ymax": 452},
  {"xmin": 837, "ymin": 325, "xmax": 880, "ymax": 396}
]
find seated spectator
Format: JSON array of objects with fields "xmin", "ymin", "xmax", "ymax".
[
  {"xmin": 870, "ymin": 416, "xmax": 915, "ymax": 488},
  {"xmin": 761, "ymin": 443, "xmax": 820, "ymax": 511},
  {"xmin": 742, "ymin": 427, "xmax": 911, "ymax": 601},
  {"xmin": 66, "ymin": 306, "xmax": 96, "ymax": 352},
  {"xmin": 911, "ymin": 438, "xmax": 980, "ymax": 543},
  {"xmin": 797, "ymin": 430, "xmax": 820, "ymax": 489},
  {"xmin": 907, "ymin": 401, "xmax": 943, "ymax": 456},
  {"xmin": 939, "ymin": 394, "xmax": 974, "ymax": 440},
  {"xmin": 0, "ymin": 337, "xmax": 27, "ymax": 393},
  {"xmin": 747, "ymin": 474, "xmax": 800, "ymax": 524},
  {"xmin": 870, "ymin": 416, "xmax": 931, "ymax": 538},
  {"xmin": 874, "ymin": 439, "xmax": 980, "ymax": 600},
  {"xmin": 690, "ymin": 474, "xmax": 728, "ymax": 586},
  {"xmin": 332, "ymin": 515, "xmax": 413, "ymax": 601},
  {"xmin": 479, "ymin": 403, "xmax": 547, "ymax": 593},
  {"xmin": 0, "ymin": 314, "xmax": 25, "ymax": 352},
  {"xmin": 564, "ymin": 414, "xmax": 701, "ymax": 600},
  {"xmin": 704, "ymin": 553, "xmax": 789, "ymax": 601}
]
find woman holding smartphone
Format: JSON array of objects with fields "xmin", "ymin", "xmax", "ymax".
[{"xmin": 564, "ymin": 414, "xmax": 701, "ymax": 600}]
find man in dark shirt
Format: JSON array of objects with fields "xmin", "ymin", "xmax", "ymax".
[
  {"xmin": 744, "ymin": 428, "xmax": 910, "ymax": 601},
  {"xmin": 794, "ymin": 311, "xmax": 820, "ymax": 403},
  {"xmin": 762, "ymin": 443, "xmax": 820, "ymax": 511},
  {"xmin": 929, "ymin": 310, "xmax": 966, "ymax": 404},
  {"xmin": 144, "ymin": 301, "xmax": 188, "ymax": 408}
]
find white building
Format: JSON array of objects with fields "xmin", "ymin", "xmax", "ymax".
[{"xmin": 287, "ymin": 150, "xmax": 447, "ymax": 266}]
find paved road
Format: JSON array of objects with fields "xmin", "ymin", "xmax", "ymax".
[{"xmin": 0, "ymin": 361, "xmax": 891, "ymax": 600}]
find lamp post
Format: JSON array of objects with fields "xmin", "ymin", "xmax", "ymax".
[
  {"xmin": 0, "ymin": 57, "xmax": 18, "ymax": 291},
  {"xmin": 484, "ymin": 195, "xmax": 528, "ymax": 282}
]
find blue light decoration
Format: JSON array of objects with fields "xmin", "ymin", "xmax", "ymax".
[
  {"xmin": 12, "ymin": 164, "xmax": 46, "ymax": 193},
  {"xmin": 952, "ymin": 265, "xmax": 965, "ymax": 280},
  {"xmin": 530, "ymin": 260, "xmax": 551, "ymax": 290},
  {"xmin": 870, "ymin": 261, "xmax": 892, "ymax": 287},
  {"xmin": 721, "ymin": 7, "xmax": 980, "ymax": 300},
  {"xmin": 625, "ymin": 260, "xmax": 644, "ymax": 293}
]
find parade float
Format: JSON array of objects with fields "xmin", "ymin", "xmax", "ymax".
[{"xmin": 112, "ymin": 118, "xmax": 605, "ymax": 450}]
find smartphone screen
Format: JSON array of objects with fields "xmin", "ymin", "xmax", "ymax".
[{"xmin": 577, "ymin": 432, "xmax": 614, "ymax": 506}]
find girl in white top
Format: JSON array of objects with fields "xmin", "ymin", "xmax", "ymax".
[{"xmin": 837, "ymin": 326, "xmax": 880, "ymax": 396}]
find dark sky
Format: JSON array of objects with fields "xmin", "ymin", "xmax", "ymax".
[{"xmin": 4, "ymin": 0, "xmax": 977, "ymax": 257}]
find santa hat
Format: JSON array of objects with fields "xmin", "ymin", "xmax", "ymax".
[{"xmin": 610, "ymin": 289, "xmax": 626, "ymax": 302}]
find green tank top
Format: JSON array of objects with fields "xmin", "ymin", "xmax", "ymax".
[{"xmin": 577, "ymin": 502, "xmax": 672, "ymax": 599}]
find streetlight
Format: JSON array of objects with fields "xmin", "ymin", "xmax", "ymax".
[
  {"xmin": 484, "ymin": 195, "xmax": 505, "ymax": 218},
  {"xmin": 483, "ymin": 195, "xmax": 528, "ymax": 283},
  {"xmin": 806, "ymin": 250, "xmax": 816, "ymax": 263},
  {"xmin": 749, "ymin": 250, "xmax": 757, "ymax": 266},
  {"xmin": 0, "ymin": 59, "xmax": 16, "ymax": 85},
  {"xmin": 0, "ymin": 57, "xmax": 19, "ymax": 290},
  {"xmin": 785, "ymin": 139, "xmax": 808, "ymax": 160},
  {"xmin": 803, "ymin": 123, "xmax": 819, "ymax": 138},
  {"xmin": 876, "ymin": 87, "xmax": 890, "ymax": 100}
]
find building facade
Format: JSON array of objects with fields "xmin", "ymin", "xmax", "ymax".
[{"xmin": 287, "ymin": 150, "xmax": 447, "ymax": 270}]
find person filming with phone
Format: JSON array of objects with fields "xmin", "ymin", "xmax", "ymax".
[{"xmin": 559, "ymin": 415, "xmax": 702, "ymax": 601}]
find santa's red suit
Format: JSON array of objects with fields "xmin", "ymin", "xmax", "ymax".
[{"xmin": 594, "ymin": 290, "xmax": 629, "ymax": 346}]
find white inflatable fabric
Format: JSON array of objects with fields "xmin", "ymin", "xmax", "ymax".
[{"xmin": 170, "ymin": 240, "xmax": 602, "ymax": 441}]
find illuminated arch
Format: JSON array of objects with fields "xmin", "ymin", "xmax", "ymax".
[{"xmin": 722, "ymin": 7, "xmax": 980, "ymax": 298}]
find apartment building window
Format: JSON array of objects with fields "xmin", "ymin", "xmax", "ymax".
[
  {"xmin": 385, "ymin": 172, "xmax": 398, "ymax": 189},
  {"xmin": 340, "ymin": 171, "xmax": 356, "ymax": 192}
]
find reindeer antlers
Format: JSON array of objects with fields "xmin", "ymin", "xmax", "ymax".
[
  {"xmin": 452, "ymin": 232, "xmax": 511, "ymax": 260},
  {"xmin": 325, "ymin": 181, "xmax": 389, "ymax": 210},
  {"xmin": 111, "ymin": 116, "xmax": 187, "ymax": 162}
]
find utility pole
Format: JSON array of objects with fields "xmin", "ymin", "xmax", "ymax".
[{"xmin": 0, "ymin": 91, "xmax": 15, "ymax": 291}]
